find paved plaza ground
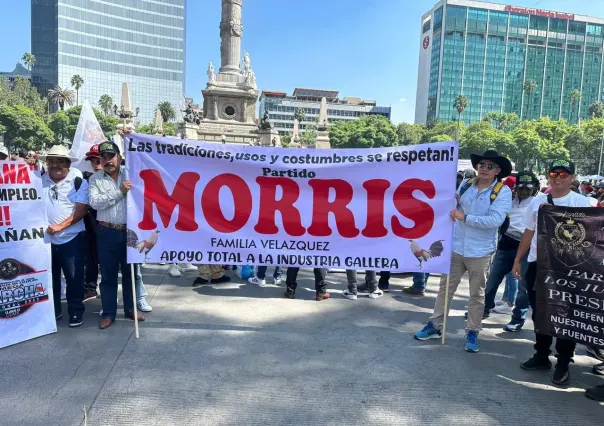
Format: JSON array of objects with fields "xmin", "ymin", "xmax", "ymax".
[{"xmin": 1, "ymin": 266, "xmax": 603, "ymax": 425}]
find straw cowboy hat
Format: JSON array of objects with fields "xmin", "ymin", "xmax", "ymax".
[{"xmin": 39, "ymin": 145, "xmax": 79, "ymax": 162}]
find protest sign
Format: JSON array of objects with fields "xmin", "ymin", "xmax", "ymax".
[
  {"xmin": 0, "ymin": 162, "xmax": 55, "ymax": 349},
  {"xmin": 126, "ymin": 135, "xmax": 457, "ymax": 272},
  {"xmin": 535, "ymin": 205, "xmax": 604, "ymax": 347}
]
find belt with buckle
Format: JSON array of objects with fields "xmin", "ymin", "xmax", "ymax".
[{"xmin": 98, "ymin": 221, "xmax": 127, "ymax": 230}]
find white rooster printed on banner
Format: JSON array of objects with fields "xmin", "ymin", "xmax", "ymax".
[
  {"xmin": 127, "ymin": 229, "xmax": 160, "ymax": 262},
  {"xmin": 409, "ymin": 240, "xmax": 445, "ymax": 269}
]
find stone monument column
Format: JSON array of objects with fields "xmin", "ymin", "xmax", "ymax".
[{"xmin": 219, "ymin": 0, "xmax": 243, "ymax": 75}]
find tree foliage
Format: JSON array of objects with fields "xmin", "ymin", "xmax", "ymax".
[
  {"xmin": 157, "ymin": 101, "xmax": 176, "ymax": 122},
  {"xmin": 46, "ymin": 105, "xmax": 118, "ymax": 142},
  {"xmin": 397, "ymin": 122, "xmax": 425, "ymax": 145},
  {"xmin": 0, "ymin": 77, "xmax": 47, "ymax": 116},
  {"xmin": 0, "ymin": 105, "xmax": 54, "ymax": 150},
  {"xmin": 21, "ymin": 52, "xmax": 35, "ymax": 72},
  {"xmin": 98, "ymin": 94, "xmax": 113, "ymax": 116},
  {"xmin": 70, "ymin": 75, "xmax": 84, "ymax": 106},
  {"xmin": 329, "ymin": 115, "xmax": 397, "ymax": 149},
  {"xmin": 136, "ymin": 121, "xmax": 177, "ymax": 136},
  {"xmin": 48, "ymin": 85, "xmax": 75, "ymax": 110}
]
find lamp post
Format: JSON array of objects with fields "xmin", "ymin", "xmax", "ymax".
[{"xmin": 113, "ymin": 104, "xmax": 140, "ymax": 132}]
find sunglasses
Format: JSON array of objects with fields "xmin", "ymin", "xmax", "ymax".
[
  {"xmin": 549, "ymin": 171, "xmax": 570, "ymax": 179},
  {"xmin": 477, "ymin": 162, "xmax": 498, "ymax": 170}
]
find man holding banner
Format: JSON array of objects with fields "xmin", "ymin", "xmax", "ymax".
[
  {"xmin": 512, "ymin": 160, "xmax": 591, "ymax": 387},
  {"xmin": 415, "ymin": 150, "xmax": 513, "ymax": 353}
]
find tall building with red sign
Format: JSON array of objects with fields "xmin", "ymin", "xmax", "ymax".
[{"xmin": 415, "ymin": 0, "xmax": 604, "ymax": 125}]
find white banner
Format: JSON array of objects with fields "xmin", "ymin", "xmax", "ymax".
[
  {"xmin": 0, "ymin": 162, "xmax": 55, "ymax": 349},
  {"xmin": 126, "ymin": 135, "xmax": 458, "ymax": 272}
]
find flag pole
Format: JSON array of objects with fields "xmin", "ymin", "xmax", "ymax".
[
  {"xmin": 130, "ymin": 263, "xmax": 139, "ymax": 339},
  {"xmin": 441, "ymin": 273, "xmax": 451, "ymax": 345}
]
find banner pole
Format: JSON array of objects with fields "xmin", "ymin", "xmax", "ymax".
[
  {"xmin": 130, "ymin": 263, "xmax": 139, "ymax": 339},
  {"xmin": 441, "ymin": 273, "xmax": 451, "ymax": 345}
]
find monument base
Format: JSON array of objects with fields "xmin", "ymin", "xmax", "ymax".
[
  {"xmin": 314, "ymin": 131, "xmax": 331, "ymax": 149},
  {"xmin": 258, "ymin": 129, "xmax": 281, "ymax": 147},
  {"xmin": 177, "ymin": 122, "xmax": 200, "ymax": 140}
]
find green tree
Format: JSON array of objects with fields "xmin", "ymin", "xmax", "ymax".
[
  {"xmin": 0, "ymin": 105, "xmax": 54, "ymax": 151},
  {"xmin": 522, "ymin": 79, "xmax": 537, "ymax": 120},
  {"xmin": 280, "ymin": 133, "xmax": 292, "ymax": 146},
  {"xmin": 329, "ymin": 115, "xmax": 397, "ymax": 149},
  {"xmin": 156, "ymin": 101, "xmax": 176, "ymax": 122},
  {"xmin": 70, "ymin": 75, "xmax": 84, "ymax": 106},
  {"xmin": 48, "ymin": 85, "xmax": 75, "ymax": 110},
  {"xmin": 454, "ymin": 95, "xmax": 468, "ymax": 130},
  {"xmin": 429, "ymin": 134, "xmax": 453, "ymax": 142},
  {"xmin": 294, "ymin": 108, "xmax": 306, "ymax": 127},
  {"xmin": 21, "ymin": 52, "xmax": 36, "ymax": 72},
  {"xmin": 49, "ymin": 105, "xmax": 118, "ymax": 141},
  {"xmin": 421, "ymin": 120, "xmax": 463, "ymax": 143},
  {"xmin": 569, "ymin": 89, "xmax": 582, "ymax": 123},
  {"xmin": 588, "ymin": 101, "xmax": 604, "ymax": 119},
  {"xmin": 512, "ymin": 127, "xmax": 542, "ymax": 171},
  {"xmin": 47, "ymin": 110, "xmax": 70, "ymax": 142},
  {"xmin": 2, "ymin": 76, "xmax": 48, "ymax": 116},
  {"xmin": 98, "ymin": 94, "xmax": 113, "ymax": 116},
  {"xmin": 482, "ymin": 112, "xmax": 520, "ymax": 133},
  {"xmin": 459, "ymin": 121, "xmax": 498, "ymax": 158},
  {"xmin": 397, "ymin": 122, "xmax": 425, "ymax": 145},
  {"xmin": 136, "ymin": 121, "xmax": 176, "ymax": 136},
  {"xmin": 300, "ymin": 123, "xmax": 317, "ymax": 146}
]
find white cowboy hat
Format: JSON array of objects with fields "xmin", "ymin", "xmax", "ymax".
[{"xmin": 39, "ymin": 145, "xmax": 79, "ymax": 162}]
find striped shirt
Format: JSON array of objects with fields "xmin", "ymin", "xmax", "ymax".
[{"xmin": 89, "ymin": 166, "xmax": 127, "ymax": 225}]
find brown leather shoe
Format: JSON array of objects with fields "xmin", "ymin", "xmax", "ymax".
[
  {"xmin": 315, "ymin": 292, "xmax": 330, "ymax": 301},
  {"xmin": 284, "ymin": 287, "xmax": 295, "ymax": 299},
  {"xmin": 125, "ymin": 311, "xmax": 145, "ymax": 321},
  {"xmin": 99, "ymin": 318, "xmax": 114, "ymax": 329}
]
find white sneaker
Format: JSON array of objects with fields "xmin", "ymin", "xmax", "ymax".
[
  {"xmin": 248, "ymin": 276, "xmax": 266, "ymax": 287},
  {"xmin": 168, "ymin": 265, "xmax": 182, "ymax": 277},
  {"xmin": 273, "ymin": 277, "xmax": 282, "ymax": 286},
  {"xmin": 343, "ymin": 289, "xmax": 357, "ymax": 300},
  {"xmin": 495, "ymin": 299, "xmax": 506, "ymax": 306},
  {"xmin": 137, "ymin": 299, "xmax": 153, "ymax": 312},
  {"xmin": 369, "ymin": 288, "xmax": 384, "ymax": 299},
  {"xmin": 492, "ymin": 304, "xmax": 513, "ymax": 315},
  {"xmin": 180, "ymin": 263, "xmax": 197, "ymax": 271},
  {"xmin": 159, "ymin": 262, "xmax": 166, "ymax": 265}
]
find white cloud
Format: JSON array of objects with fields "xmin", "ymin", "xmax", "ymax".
[{"xmin": 399, "ymin": 97, "xmax": 407, "ymax": 102}]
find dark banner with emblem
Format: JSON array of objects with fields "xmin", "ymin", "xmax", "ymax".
[{"xmin": 534, "ymin": 206, "xmax": 604, "ymax": 347}]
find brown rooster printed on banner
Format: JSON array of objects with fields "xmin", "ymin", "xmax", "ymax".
[
  {"xmin": 409, "ymin": 240, "xmax": 445, "ymax": 269},
  {"xmin": 127, "ymin": 229, "xmax": 160, "ymax": 262}
]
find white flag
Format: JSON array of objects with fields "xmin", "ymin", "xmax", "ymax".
[{"xmin": 69, "ymin": 100, "xmax": 108, "ymax": 173}]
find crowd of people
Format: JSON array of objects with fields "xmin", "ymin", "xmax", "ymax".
[{"xmin": 4, "ymin": 139, "xmax": 604, "ymax": 402}]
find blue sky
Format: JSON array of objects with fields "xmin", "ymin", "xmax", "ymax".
[{"xmin": 2, "ymin": 0, "xmax": 604, "ymax": 123}]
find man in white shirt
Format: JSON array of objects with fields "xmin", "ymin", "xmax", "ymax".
[
  {"xmin": 41, "ymin": 145, "xmax": 89, "ymax": 327},
  {"xmin": 89, "ymin": 141, "xmax": 145, "ymax": 329},
  {"xmin": 512, "ymin": 160, "xmax": 591, "ymax": 387}
]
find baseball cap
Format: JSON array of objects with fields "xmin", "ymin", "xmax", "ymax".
[
  {"xmin": 98, "ymin": 141, "xmax": 120, "ymax": 156},
  {"xmin": 85, "ymin": 144, "xmax": 100, "ymax": 161},
  {"xmin": 548, "ymin": 159, "xmax": 575, "ymax": 174},
  {"xmin": 516, "ymin": 172, "xmax": 537, "ymax": 189}
]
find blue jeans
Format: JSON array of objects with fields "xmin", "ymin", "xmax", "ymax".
[
  {"xmin": 484, "ymin": 249, "xmax": 518, "ymax": 315},
  {"xmin": 502, "ymin": 272, "xmax": 518, "ymax": 304},
  {"xmin": 510, "ymin": 256, "xmax": 530, "ymax": 326},
  {"xmin": 51, "ymin": 233, "xmax": 85, "ymax": 318},
  {"xmin": 97, "ymin": 225, "xmax": 136, "ymax": 320},
  {"xmin": 136, "ymin": 267, "xmax": 147, "ymax": 302},
  {"xmin": 412, "ymin": 273, "xmax": 430, "ymax": 291},
  {"xmin": 255, "ymin": 266, "xmax": 283, "ymax": 280}
]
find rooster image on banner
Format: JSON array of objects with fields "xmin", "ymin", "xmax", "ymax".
[
  {"xmin": 409, "ymin": 240, "xmax": 445, "ymax": 269},
  {"xmin": 127, "ymin": 230, "xmax": 160, "ymax": 262}
]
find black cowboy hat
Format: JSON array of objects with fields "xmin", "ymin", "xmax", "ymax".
[{"xmin": 470, "ymin": 150, "xmax": 513, "ymax": 179}]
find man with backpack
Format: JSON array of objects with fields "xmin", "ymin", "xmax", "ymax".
[
  {"xmin": 414, "ymin": 150, "xmax": 513, "ymax": 353},
  {"xmin": 41, "ymin": 145, "xmax": 89, "ymax": 328}
]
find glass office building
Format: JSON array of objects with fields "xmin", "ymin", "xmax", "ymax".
[
  {"xmin": 260, "ymin": 88, "xmax": 391, "ymax": 135},
  {"xmin": 31, "ymin": 0, "xmax": 185, "ymax": 124},
  {"xmin": 415, "ymin": 0, "xmax": 604, "ymax": 125}
]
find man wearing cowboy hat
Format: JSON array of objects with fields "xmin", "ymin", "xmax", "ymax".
[
  {"xmin": 41, "ymin": 145, "xmax": 89, "ymax": 327},
  {"xmin": 415, "ymin": 150, "xmax": 513, "ymax": 353}
]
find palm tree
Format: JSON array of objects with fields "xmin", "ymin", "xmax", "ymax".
[
  {"xmin": 156, "ymin": 101, "xmax": 176, "ymax": 122},
  {"xmin": 294, "ymin": 108, "xmax": 306, "ymax": 129},
  {"xmin": 98, "ymin": 94, "xmax": 113, "ymax": 116},
  {"xmin": 569, "ymin": 89, "xmax": 582, "ymax": 123},
  {"xmin": 522, "ymin": 79, "xmax": 537, "ymax": 120},
  {"xmin": 70, "ymin": 75, "xmax": 84, "ymax": 106},
  {"xmin": 588, "ymin": 101, "xmax": 604, "ymax": 118},
  {"xmin": 454, "ymin": 95, "xmax": 468, "ymax": 129},
  {"xmin": 48, "ymin": 85, "xmax": 75, "ymax": 110},
  {"xmin": 21, "ymin": 52, "xmax": 36, "ymax": 73}
]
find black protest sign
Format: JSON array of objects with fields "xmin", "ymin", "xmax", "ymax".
[{"xmin": 534, "ymin": 205, "xmax": 604, "ymax": 347}]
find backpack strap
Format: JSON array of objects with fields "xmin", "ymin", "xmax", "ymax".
[
  {"xmin": 459, "ymin": 178, "xmax": 474, "ymax": 197},
  {"xmin": 490, "ymin": 181, "xmax": 504, "ymax": 204},
  {"xmin": 547, "ymin": 193, "xmax": 554, "ymax": 205}
]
